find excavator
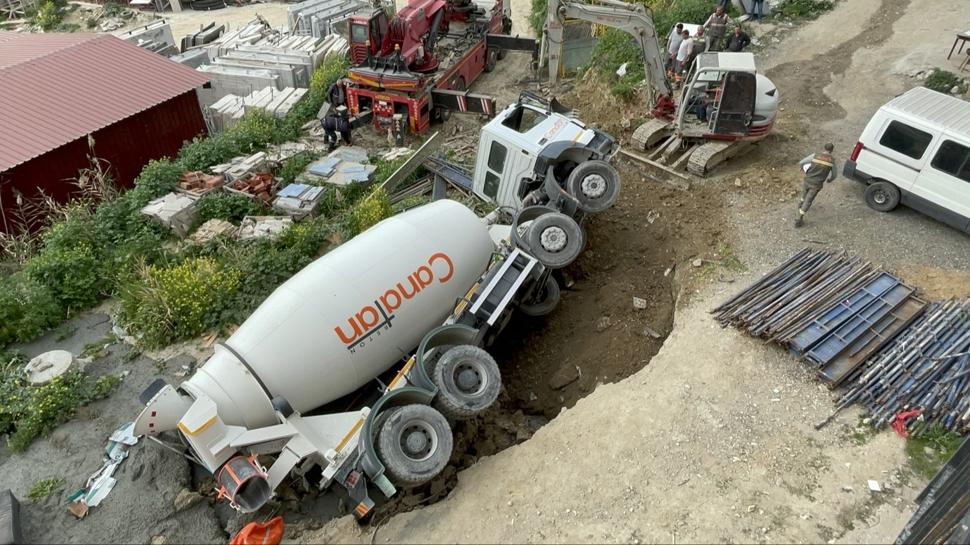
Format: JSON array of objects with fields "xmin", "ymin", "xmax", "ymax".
[{"xmin": 545, "ymin": 0, "xmax": 779, "ymax": 176}]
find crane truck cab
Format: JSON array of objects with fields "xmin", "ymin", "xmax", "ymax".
[{"xmin": 473, "ymin": 92, "xmax": 621, "ymax": 217}]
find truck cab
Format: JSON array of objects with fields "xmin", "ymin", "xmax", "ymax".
[{"xmin": 472, "ymin": 94, "xmax": 621, "ymax": 215}]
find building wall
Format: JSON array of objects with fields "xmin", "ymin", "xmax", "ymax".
[{"xmin": 0, "ymin": 90, "xmax": 206, "ymax": 231}]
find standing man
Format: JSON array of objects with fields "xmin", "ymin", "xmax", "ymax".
[
  {"xmin": 751, "ymin": 0, "xmax": 765, "ymax": 21},
  {"xmin": 666, "ymin": 23, "xmax": 684, "ymax": 73},
  {"xmin": 675, "ymin": 29, "xmax": 693, "ymax": 77},
  {"xmin": 725, "ymin": 24, "xmax": 751, "ymax": 52},
  {"xmin": 322, "ymin": 105, "xmax": 352, "ymax": 152},
  {"xmin": 795, "ymin": 143, "xmax": 838, "ymax": 227},
  {"xmin": 704, "ymin": 6, "xmax": 731, "ymax": 51}
]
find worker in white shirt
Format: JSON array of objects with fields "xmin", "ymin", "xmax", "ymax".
[
  {"xmin": 666, "ymin": 23, "xmax": 684, "ymax": 72},
  {"xmin": 675, "ymin": 29, "xmax": 693, "ymax": 76}
]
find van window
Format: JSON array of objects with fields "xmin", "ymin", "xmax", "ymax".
[
  {"xmin": 879, "ymin": 120, "xmax": 933, "ymax": 160},
  {"xmin": 483, "ymin": 171, "xmax": 500, "ymax": 198},
  {"xmin": 487, "ymin": 141, "xmax": 507, "ymax": 173},
  {"xmin": 930, "ymin": 140, "xmax": 970, "ymax": 182}
]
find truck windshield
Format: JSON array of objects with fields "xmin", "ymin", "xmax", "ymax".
[{"xmin": 351, "ymin": 24, "xmax": 368, "ymax": 42}]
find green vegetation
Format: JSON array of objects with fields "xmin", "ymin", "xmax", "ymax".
[
  {"xmin": 0, "ymin": 55, "xmax": 350, "ymax": 349},
  {"xmin": 905, "ymin": 426, "xmax": 962, "ymax": 478},
  {"xmin": 0, "ymin": 350, "xmax": 122, "ymax": 452},
  {"xmin": 195, "ymin": 192, "xmax": 266, "ymax": 225},
  {"xmin": 924, "ymin": 69, "xmax": 967, "ymax": 95},
  {"xmin": 582, "ymin": 0, "xmax": 716, "ymax": 100},
  {"xmin": 775, "ymin": 0, "xmax": 834, "ymax": 19},
  {"xmin": 30, "ymin": 0, "xmax": 67, "ymax": 31},
  {"xmin": 28, "ymin": 478, "xmax": 65, "ymax": 502},
  {"xmin": 277, "ymin": 151, "xmax": 322, "ymax": 185}
]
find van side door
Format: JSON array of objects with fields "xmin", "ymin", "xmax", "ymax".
[
  {"xmin": 916, "ymin": 136, "xmax": 970, "ymax": 232},
  {"xmin": 860, "ymin": 119, "xmax": 935, "ymax": 191}
]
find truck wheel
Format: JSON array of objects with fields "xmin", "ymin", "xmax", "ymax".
[
  {"xmin": 864, "ymin": 181, "xmax": 900, "ymax": 212},
  {"xmin": 484, "ymin": 49, "xmax": 497, "ymax": 73},
  {"xmin": 525, "ymin": 213, "xmax": 584, "ymax": 269},
  {"xmin": 519, "ymin": 275, "xmax": 561, "ymax": 317},
  {"xmin": 376, "ymin": 404, "xmax": 453, "ymax": 488},
  {"xmin": 566, "ymin": 160, "xmax": 621, "ymax": 214},
  {"xmin": 432, "ymin": 345, "xmax": 501, "ymax": 420},
  {"xmin": 433, "ymin": 107, "xmax": 451, "ymax": 123}
]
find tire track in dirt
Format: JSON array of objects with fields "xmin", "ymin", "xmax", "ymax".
[{"xmin": 766, "ymin": 0, "xmax": 910, "ymax": 140}]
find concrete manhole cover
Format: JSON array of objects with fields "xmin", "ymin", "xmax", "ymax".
[{"xmin": 25, "ymin": 350, "xmax": 74, "ymax": 384}]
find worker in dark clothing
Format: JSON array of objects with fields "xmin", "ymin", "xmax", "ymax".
[
  {"xmin": 322, "ymin": 105, "xmax": 352, "ymax": 151},
  {"xmin": 725, "ymin": 24, "xmax": 751, "ymax": 52},
  {"xmin": 795, "ymin": 143, "xmax": 838, "ymax": 227}
]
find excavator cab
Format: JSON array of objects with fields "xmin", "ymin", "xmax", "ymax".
[{"xmin": 677, "ymin": 53, "xmax": 758, "ymax": 138}]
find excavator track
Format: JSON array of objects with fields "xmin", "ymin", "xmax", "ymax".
[
  {"xmin": 631, "ymin": 118, "xmax": 673, "ymax": 151},
  {"xmin": 686, "ymin": 140, "xmax": 751, "ymax": 176}
]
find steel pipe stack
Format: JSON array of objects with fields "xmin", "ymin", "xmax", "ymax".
[{"xmin": 832, "ymin": 298, "xmax": 970, "ymax": 435}]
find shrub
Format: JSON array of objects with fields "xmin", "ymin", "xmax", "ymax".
[
  {"xmin": 529, "ymin": 0, "xmax": 547, "ymax": 35},
  {"xmin": 0, "ymin": 274, "xmax": 62, "ymax": 345},
  {"xmin": 25, "ymin": 242, "xmax": 106, "ymax": 313},
  {"xmin": 278, "ymin": 56, "xmax": 351, "ymax": 140},
  {"xmin": 196, "ymin": 192, "xmax": 266, "ymax": 225},
  {"xmin": 120, "ymin": 257, "xmax": 241, "ymax": 347},
  {"xmin": 346, "ymin": 189, "xmax": 393, "ymax": 236},
  {"xmin": 924, "ymin": 70, "xmax": 966, "ymax": 94},
  {"xmin": 32, "ymin": 0, "xmax": 65, "ymax": 31},
  {"xmin": 178, "ymin": 110, "xmax": 278, "ymax": 172}
]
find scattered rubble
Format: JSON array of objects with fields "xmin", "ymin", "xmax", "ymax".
[
  {"xmin": 191, "ymin": 219, "xmax": 237, "ymax": 243},
  {"xmin": 236, "ymin": 216, "xmax": 293, "ymax": 241},
  {"xmin": 227, "ymin": 172, "xmax": 276, "ymax": 203},
  {"xmin": 141, "ymin": 192, "xmax": 199, "ymax": 237},
  {"xmin": 211, "ymin": 152, "xmax": 271, "ymax": 182},
  {"xmin": 177, "ymin": 170, "xmax": 224, "ymax": 196}
]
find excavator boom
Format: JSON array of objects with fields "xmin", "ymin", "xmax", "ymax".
[{"xmin": 546, "ymin": 0, "xmax": 670, "ymax": 100}]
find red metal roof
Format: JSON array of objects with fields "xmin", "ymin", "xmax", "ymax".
[{"xmin": 0, "ymin": 32, "xmax": 210, "ymax": 172}]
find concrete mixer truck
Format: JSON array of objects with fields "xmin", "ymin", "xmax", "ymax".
[{"xmin": 133, "ymin": 186, "xmax": 613, "ymax": 520}]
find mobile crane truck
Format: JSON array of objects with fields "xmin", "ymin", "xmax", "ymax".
[
  {"xmin": 337, "ymin": 0, "xmax": 538, "ymax": 133},
  {"xmin": 132, "ymin": 94, "xmax": 620, "ymax": 521}
]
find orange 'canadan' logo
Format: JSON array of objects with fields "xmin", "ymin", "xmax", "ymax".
[{"xmin": 334, "ymin": 252, "xmax": 454, "ymax": 351}]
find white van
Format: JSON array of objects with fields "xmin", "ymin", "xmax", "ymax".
[{"xmin": 843, "ymin": 86, "xmax": 970, "ymax": 234}]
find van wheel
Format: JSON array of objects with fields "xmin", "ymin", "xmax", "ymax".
[
  {"xmin": 864, "ymin": 181, "xmax": 900, "ymax": 212},
  {"xmin": 376, "ymin": 404, "xmax": 453, "ymax": 487}
]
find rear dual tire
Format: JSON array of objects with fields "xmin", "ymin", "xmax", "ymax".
[{"xmin": 376, "ymin": 404, "xmax": 453, "ymax": 488}]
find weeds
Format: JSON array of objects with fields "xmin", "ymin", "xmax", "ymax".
[
  {"xmin": 905, "ymin": 426, "xmax": 962, "ymax": 478},
  {"xmin": 924, "ymin": 70, "xmax": 967, "ymax": 95},
  {"xmin": 28, "ymin": 478, "xmax": 64, "ymax": 502},
  {"xmin": 775, "ymin": 0, "xmax": 835, "ymax": 20},
  {"xmin": 0, "ymin": 351, "xmax": 123, "ymax": 452}
]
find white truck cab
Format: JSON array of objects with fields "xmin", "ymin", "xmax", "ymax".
[
  {"xmin": 844, "ymin": 86, "xmax": 970, "ymax": 234},
  {"xmin": 471, "ymin": 93, "xmax": 621, "ymax": 215}
]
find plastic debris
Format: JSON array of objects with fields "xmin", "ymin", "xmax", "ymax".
[{"xmin": 67, "ymin": 422, "xmax": 139, "ymax": 518}]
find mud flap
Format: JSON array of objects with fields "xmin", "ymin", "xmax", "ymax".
[{"xmin": 430, "ymin": 89, "xmax": 497, "ymax": 117}]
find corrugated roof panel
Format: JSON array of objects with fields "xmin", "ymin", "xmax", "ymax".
[
  {"xmin": 0, "ymin": 34, "xmax": 210, "ymax": 172},
  {"xmin": 885, "ymin": 86, "xmax": 970, "ymax": 135},
  {"xmin": 0, "ymin": 32, "xmax": 98, "ymax": 69}
]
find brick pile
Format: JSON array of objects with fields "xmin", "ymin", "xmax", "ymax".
[
  {"xmin": 178, "ymin": 171, "xmax": 225, "ymax": 195},
  {"xmin": 227, "ymin": 172, "xmax": 275, "ymax": 203}
]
